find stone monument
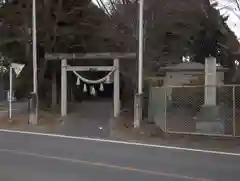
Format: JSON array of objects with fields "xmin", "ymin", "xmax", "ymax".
[{"xmin": 195, "ymin": 57, "xmax": 225, "ymax": 134}]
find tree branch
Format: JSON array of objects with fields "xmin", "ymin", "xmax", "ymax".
[{"xmin": 96, "ymin": 0, "xmax": 111, "ymax": 16}]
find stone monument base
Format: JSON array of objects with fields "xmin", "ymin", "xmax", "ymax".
[{"xmin": 195, "ymin": 105, "xmax": 225, "ymax": 134}]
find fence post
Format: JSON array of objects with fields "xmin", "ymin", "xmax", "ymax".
[
  {"xmin": 164, "ymin": 87, "xmax": 167, "ymax": 132},
  {"xmin": 233, "ymin": 85, "xmax": 236, "ymax": 137},
  {"xmin": 113, "ymin": 58, "xmax": 120, "ymax": 118},
  {"xmin": 61, "ymin": 59, "xmax": 67, "ymax": 117},
  {"xmin": 8, "ymin": 65, "xmax": 13, "ymax": 122}
]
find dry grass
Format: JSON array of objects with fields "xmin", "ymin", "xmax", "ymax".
[
  {"xmin": 0, "ymin": 110, "xmax": 61, "ymax": 130},
  {"xmin": 110, "ymin": 110, "xmax": 240, "ymax": 152}
]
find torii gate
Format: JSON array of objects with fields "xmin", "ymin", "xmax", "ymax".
[{"xmin": 45, "ymin": 53, "xmax": 136, "ymax": 118}]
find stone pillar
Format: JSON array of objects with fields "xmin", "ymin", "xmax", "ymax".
[
  {"xmin": 196, "ymin": 57, "xmax": 225, "ymax": 134},
  {"xmin": 204, "ymin": 56, "xmax": 217, "ymax": 106}
]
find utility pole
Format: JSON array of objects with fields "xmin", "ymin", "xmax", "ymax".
[
  {"xmin": 30, "ymin": 0, "xmax": 38, "ymax": 124},
  {"xmin": 134, "ymin": 0, "xmax": 144, "ymax": 128}
]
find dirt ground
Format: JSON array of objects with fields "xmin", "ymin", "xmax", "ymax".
[
  {"xmin": 0, "ymin": 109, "xmax": 61, "ymax": 131},
  {"xmin": 111, "ymin": 111, "xmax": 240, "ymax": 153}
]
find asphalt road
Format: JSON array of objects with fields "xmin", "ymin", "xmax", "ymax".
[{"xmin": 0, "ymin": 131, "xmax": 239, "ymax": 181}]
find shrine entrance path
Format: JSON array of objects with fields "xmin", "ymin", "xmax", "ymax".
[{"xmin": 56, "ymin": 99, "xmax": 113, "ymax": 138}]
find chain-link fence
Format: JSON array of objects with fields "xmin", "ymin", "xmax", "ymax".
[
  {"xmin": 234, "ymin": 86, "xmax": 240, "ymax": 137},
  {"xmin": 147, "ymin": 84, "xmax": 240, "ymax": 137}
]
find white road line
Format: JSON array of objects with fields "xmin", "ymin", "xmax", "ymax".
[
  {"xmin": 0, "ymin": 128, "xmax": 240, "ymax": 156},
  {"xmin": 0, "ymin": 148, "xmax": 208, "ymax": 181}
]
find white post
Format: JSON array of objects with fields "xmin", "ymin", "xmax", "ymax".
[
  {"xmin": 32, "ymin": 0, "xmax": 37, "ymax": 94},
  {"xmin": 134, "ymin": 0, "xmax": 144, "ymax": 128},
  {"xmin": 114, "ymin": 58, "xmax": 120, "ymax": 117},
  {"xmin": 61, "ymin": 59, "xmax": 67, "ymax": 116},
  {"xmin": 8, "ymin": 65, "xmax": 13, "ymax": 122},
  {"xmin": 32, "ymin": 0, "xmax": 38, "ymax": 124},
  {"xmin": 204, "ymin": 57, "xmax": 217, "ymax": 106},
  {"xmin": 138, "ymin": 0, "xmax": 144, "ymax": 95}
]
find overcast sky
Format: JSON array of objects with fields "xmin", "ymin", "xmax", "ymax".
[{"xmin": 212, "ymin": 0, "xmax": 240, "ymax": 40}]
